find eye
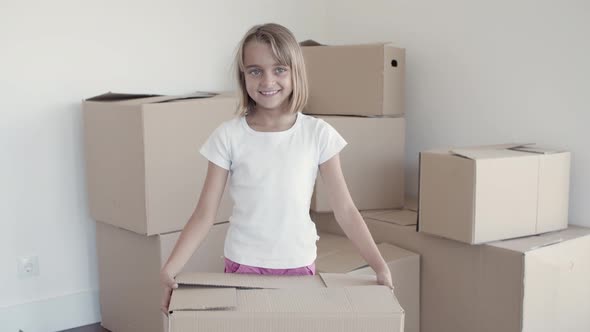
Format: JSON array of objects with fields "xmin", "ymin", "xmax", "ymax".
[
  {"xmin": 248, "ymin": 69, "xmax": 262, "ymax": 77},
  {"xmin": 275, "ymin": 67, "xmax": 288, "ymax": 74}
]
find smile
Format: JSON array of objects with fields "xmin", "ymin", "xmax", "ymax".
[{"xmin": 259, "ymin": 90, "xmax": 280, "ymax": 96}]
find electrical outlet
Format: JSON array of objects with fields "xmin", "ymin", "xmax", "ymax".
[{"xmin": 17, "ymin": 256, "xmax": 40, "ymax": 279}]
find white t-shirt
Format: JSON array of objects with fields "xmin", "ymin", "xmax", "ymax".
[{"xmin": 199, "ymin": 112, "xmax": 347, "ymax": 268}]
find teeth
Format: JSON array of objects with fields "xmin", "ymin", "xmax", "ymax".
[{"xmin": 260, "ymin": 90, "xmax": 279, "ymax": 96}]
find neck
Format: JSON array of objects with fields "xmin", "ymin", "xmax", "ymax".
[{"xmin": 247, "ymin": 107, "xmax": 298, "ymax": 132}]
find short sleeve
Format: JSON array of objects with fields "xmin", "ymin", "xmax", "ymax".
[
  {"xmin": 199, "ymin": 123, "xmax": 231, "ymax": 170},
  {"xmin": 318, "ymin": 120, "xmax": 348, "ymax": 164}
]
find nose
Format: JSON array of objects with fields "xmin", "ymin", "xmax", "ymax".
[{"xmin": 260, "ymin": 71, "xmax": 275, "ymax": 87}]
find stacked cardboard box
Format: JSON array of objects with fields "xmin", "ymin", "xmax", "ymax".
[
  {"xmin": 96, "ymin": 222, "xmax": 229, "ymax": 332},
  {"xmin": 302, "ymin": 42, "xmax": 585, "ymax": 331},
  {"xmin": 84, "ymin": 92, "xmax": 236, "ymax": 235},
  {"xmin": 301, "ymin": 41, "xmax": 413, "ymax": 330},
  {"xmin": 83, "ymin": 92, "xmax": 238, "ymax": 332},
  {"xmin": 301, "ymin": 41, "xmax": 407, "ymax": 212},
  {"xmin": 314, "ymin": 210, "xmax": 590, "ymax": 332},
  {"xmin": 83, "ymin": 40, "xmax": 587, "ymax": 332},
  {"xmin": 313, "ymin": 144, "xmax": 590, "ymax": 332}
]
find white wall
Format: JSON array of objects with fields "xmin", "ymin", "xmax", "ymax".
[
  {"xmin": 323, "ymin": 0, "xmax": 590, "ymax": 227},
  {"xmin": 0, "ymin": 1, "xmax": 327, "ymax": 331}
]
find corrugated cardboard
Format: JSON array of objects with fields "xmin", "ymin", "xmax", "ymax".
[
  {"xmin": 311, "ymin": 208, "xmax": 417, "ymax": 236},
  {"xmin": 319, "ymin": 209, "xmax": 590, "ymax": 332},
  {"xmin": 96, "ymin": 221, "xmax": 229, "ymax": 332},
  {"xmin": 315, "ymin": 232, "xmax": 420, "ymax": 332},
  {"xmin": 419, "ymin": 143, "xmax": 571, "ymax": 243},
  {"xmin": 301, "ymin": 41, "xmax": 405, "ymax": 116},
  {"xmin": 84, "ymin": 92, "xmax": 237, "ymax": 235},
  {"xmin": 361, "ymin": 209, "xmax": 417, "ymax": 226},
  {"xmin": 481, "ymin": 228, "xmax": 590, "ymax": 332},
  {"xmin": 311, "ymin": 116, "xmax": 405, "ymax": 212},
  {"xmin": 168, "ymin": 272, "xmax": 405, "ymax": 332}
]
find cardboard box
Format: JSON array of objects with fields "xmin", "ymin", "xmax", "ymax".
[
  {"xmin": 312, "ymin": 208, "xmax": 417, "ymax": 236},
  {"xmin": 84, "ymin": 92, "xmax": 237, "ymax": 235},
  {"xmin": 311, "ymin": 116, "xmax": 405, "ymax": 212},
  {"xmin": 317, "ymin": 209, "xmax": 590, "ymax": 332},
  {"xmin": 301, "ymin": 41, "xmax": 405, "ymax": 117},
  {"xmin": 419, "ymin": 144, "xmax": 571, "ymax": 244},
  {"xmin": 96, "ymin": 221, "xmax": 229, "ymax": 332},
  {"xmin": 316, "ymin": 232, "xmax": 420, "ymax": 332},
  {"xmin": 168, "ymin": 272, "xmax": 405, "ymax": 332}
]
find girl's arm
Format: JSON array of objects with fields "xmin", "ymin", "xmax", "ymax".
[
  {"xmin": 160, "ymin": 161, "xmax": 229, "ymax": 312},
  {"xmin": 318, "ymin": 154, "xmax": 393, "ymax": 289}
]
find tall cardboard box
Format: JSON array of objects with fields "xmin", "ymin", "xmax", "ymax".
[
  {"xmin": 316, "ymin": 209, "xmax": 590, "ymax": 332},
  {"xmin": 96, "ymin": 221, "xmax": 229, "ymax": 332},
  {"xmin": 301, "ymin": 41, "xmax": 405, "ymax": 116},
  {"xmin": 311, "ymin": 116, "xmax": 405, "ymax": 212},
  {"xmin": 168, "ymin": 272, "xmax": 405, "ymax": 332},
  {"xmin": 419, "ymin": 144, "xmax": 571, "ymax": 244},
  {"xmin": 84, "ymin": 92, "xmax": 237, "ymax": 235},
  {"xmin": 316, "ymin": 232, "xmax": 420, "ymax": 332}
]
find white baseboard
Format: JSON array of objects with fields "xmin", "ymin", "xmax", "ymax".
[{"xmin": 0, "ymin": 290, "xmax": 100, "ymax": 332}]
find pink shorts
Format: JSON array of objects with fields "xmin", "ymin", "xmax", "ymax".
[{"xmin": 224, "ymin": 258, "xmax": 315, "ymax": 276}]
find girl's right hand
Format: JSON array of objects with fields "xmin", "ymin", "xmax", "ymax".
[{"xmin": 160, "ymin": 268, "xmax": 179, "ymax": 315}]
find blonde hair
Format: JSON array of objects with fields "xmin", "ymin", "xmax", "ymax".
[{"xmin": 233, "ymin": 23, "xmax": 308, "ymax": 116}]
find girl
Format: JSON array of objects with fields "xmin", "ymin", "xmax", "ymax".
[{"xmin": 160, "ymin": 23, "xmax": 393, "ymax": 313}]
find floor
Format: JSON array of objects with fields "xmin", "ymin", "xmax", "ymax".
[{"xmin": 60, "ymin": 323, "xmax": 109, "ymax": 332}]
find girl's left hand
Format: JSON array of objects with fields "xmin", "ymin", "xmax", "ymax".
[{"xmin": 376, "ymin": 267, "xmax": 394, "ymax": 290}]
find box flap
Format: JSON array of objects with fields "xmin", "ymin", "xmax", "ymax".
[
  {"xmin": 316, "ymin": 246, "xmax": 367, "ymax": 273},
  {"xmin": 152, "ymin": 91, "xmax": 218, "ymax": 103},
  {"xmin": 317, "ymin": 241, "xmax": 413, "ymax": 273},
  {"xmin": 85, "ymin": 91, "xmax": 217, "ymax": 104},
  {"xmin": 299, "ymin": 39, "xmax": 323, "ymax": 47},
  {"xmin": 487, "ymin": 226, "xmax": 590, "ymax": 253},
  {"xmin": 319, "ymin": 273, "xmax": 378, "ymax": 288},
  {"xmin": 316, "ymin": 232, "xmax": 355, "ymax": 257},
  {"xmin": 300, "ymin": 40, "xmax": 391, "ymax": 48},
  {"xmin": 169, "ymin": 287, "xmax": 237, "ymax": 311},
  {"xmin": 176, "ymin": 272, "xmax": 326, "ymax": 289},
  {"xmin": 362, "ymin": 209, "xmax": 417, "ymax": 226},
  {"xmin": 508, "ymin": 145, "xmax": 566, "ymax": 154},
  {"xmin": 85, "ymin": 92, "xmax": 162, "ymax": 102},
  {"xmin": 450, "ymin": 143, "xmax": 536, "ymax": 160},
  {"xmin": 171, "ymin": 286, "xmax": 402, "ymax": 316}
]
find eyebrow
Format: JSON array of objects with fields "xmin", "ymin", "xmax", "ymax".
[{"xmin": 244, "ymin": 64, "xmax": 287, "ymax": 69}]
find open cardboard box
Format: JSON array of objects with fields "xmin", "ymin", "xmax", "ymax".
[
  {"xmin": 84, "ymin": 92, "xmax": 236, "ymax": 236},
  {"xmin": 316, "ymin": 233, "xmax": 420, "ymax": 332},
  {"xmin": 167, "ymin": 272, "xmax": 404, "ymax": 332}
]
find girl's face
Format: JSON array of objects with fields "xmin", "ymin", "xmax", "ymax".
[{"xmin": 242, "ymin": 41, "xmax": 293, "ymax": 113}]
